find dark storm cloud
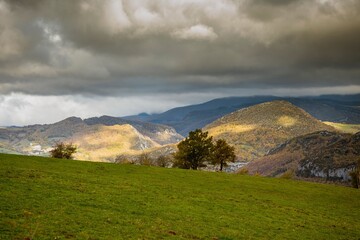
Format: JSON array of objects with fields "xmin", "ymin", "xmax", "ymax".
[{"xmin": 0, "ymin": 0, "xmax": 359, "ymax": 97}]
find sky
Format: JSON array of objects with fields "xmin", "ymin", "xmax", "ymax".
[{"xmin": 0, "ymin": 0, "xmax": 359, "ymax": 126}]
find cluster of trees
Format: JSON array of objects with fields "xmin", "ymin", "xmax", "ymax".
[
  {"xmin": 50, "ymin": 129, "xmax": 235, "ymax": 172},
  {"xmin": 113, "ymin": 129, "xmax": 235, "ymax": 171},
  {"xmin": 174, "ymin": 129, "xmax": 235, "ymax": 171},
  {"xmin": 114, "ymin": 153, "xmax": 171, "ymax": 168}
]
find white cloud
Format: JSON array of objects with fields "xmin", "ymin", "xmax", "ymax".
[
  {"xmin": 1, "ymin": 85, "xmax": 360, "ymax": 126},
  {"xmin": 172, "ymin": 24, "xmax": 218, "ymax": 41},
  {"xmin": 0, "ymin": 92, "xmax": 227, "ymax": 126}
]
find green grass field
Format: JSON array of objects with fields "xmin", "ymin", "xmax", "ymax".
[{"xmin": 1, "ymin": 154, "xmax": 359, "ymax": 239}]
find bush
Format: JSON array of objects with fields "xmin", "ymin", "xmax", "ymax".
[
  {"xmin": 138, "ymin": 153, "xmax": 153, "ymax": 166},
  {"xmin": 350, "ymin": 159, "xmax": 360, "ymax": 188},
  {"xmin": 156, "ymin": 155, "xmax": 170, "ymax": 167},
  {"xmin": 50, "ymin": 142, "xmax": 77, "ymax": 159},
  {"xmin": 238, "ymin": 168, "xmax": 249, "ymax": 175},
  {"xmin": 280, "ymin": 169, "xmax": 295, "ymax": 179},
  {"xmin": 114, "ymin": 155, "xmax": 134, "ymax": 164}
]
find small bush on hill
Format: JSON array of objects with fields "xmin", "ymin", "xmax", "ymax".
[
  {"xmin": 114, "ymin": 155, "xmax": 134, "ymax": 164},
  {"xmin": 138, "ymin": 153, "xmax": 153, "ymax": 166},
  {"xmin": 50, "ymin": 142, "xmax": 77, "ymax": 159},
  {"xmin": 281, "ymin": 169, "xmax": 295, "ymax": 179},
  {"xmin": 350, "ymin": 159, "xmax": 360, "ymax": 189},
  {"xmin": 238, "ymin": 168, "xmax": 249, "ymax": 175},
  {"xmin": 156, "ymin": 155, "xmax": 170, "ymax": 167}
]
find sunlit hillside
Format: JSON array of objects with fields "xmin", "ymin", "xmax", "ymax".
[
  {"xmin": 204, "ymin": 101, "xmax": 335, "ymax": 161},
  {"xmin": 324, "ymin": 122, "xmax": 360, "ymax": 134},
  {"xmin": 72, "ymin": 124, "xmax": 160, "ymax": 162}
]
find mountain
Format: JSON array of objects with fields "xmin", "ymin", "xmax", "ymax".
[
  {"xmin": 83, "ymin": 115, "xmax": 182, "ymax": 145},
  {"xmin": 0, "ymin": 116, "xmax": 183, "ymax": 162},
  {"xmin": 124, "ymin": 96, "xmax": 280, "ymax": 135},
  {"xmin": 245, "ymin": 131, "xmax": 360, "ymax": 183},
  {"xmin": 203, "ymin": 101, "xmax": 335, "ymax": 161},
  {"xmin": 124, "ymin": 94, "xmax": 360, "ymax": 136}
]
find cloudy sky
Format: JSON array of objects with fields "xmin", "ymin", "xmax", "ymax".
[{"xmin": 0, "ymin": 0, "xmax": 359, "ymax": 126}]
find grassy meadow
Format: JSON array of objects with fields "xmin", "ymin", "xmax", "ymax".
[{"xmin": 0, "ymin": 153, "xmax": 359, "ymax": 239}]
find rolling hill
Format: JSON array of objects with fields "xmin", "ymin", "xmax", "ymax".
[
  {"xmin": 204, "ymin": 101, "xmax": 335, "ymax": 161},
  {"xmin": 125, "ymin": 94, "xmax": 360, "ymax": 135},
  {"xmin": 0, "ymin": 116, "xmax": 183, "ymax": 162},
  {"xmin": 1, "ymin": 153, "xmax": 359, "ymax": 239},
  {"xmin": 245, "ymin": 131, "xmax": 360, "ymax": 183}
]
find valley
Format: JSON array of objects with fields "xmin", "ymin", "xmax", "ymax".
[{"xmin": 1, "ymin": 95, "xmax": 359, "ymax": 185}]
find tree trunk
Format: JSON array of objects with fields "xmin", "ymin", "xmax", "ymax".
[{"xmin": 220, "ymin": 161, "xmax": 223, "ymax": 172}]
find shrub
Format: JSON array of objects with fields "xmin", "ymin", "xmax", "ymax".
[
  {"xmin": 281, "ymin": 169, "xmax": 295, "ymax": 179},
  {"xmin": 138, "ymin": 153, "xmax": 153, "ymax": 166},
  {"xmin": 50, "ymin": 142, "xmax": 77, "ymax": 159},
  {"xmin": 114, "ymin": 155, "xmax": 134, "ymax": 164},
  {"xmin": 238, "ymin": 168, "xmax": 249, "ymax": 175},
  {"xmin": 156, "ymin": 155, "xmax": 170, "ymax": 167},
  {"xmin": 350, "ymin": 159, "xmax": 360, "ymax": 188}
]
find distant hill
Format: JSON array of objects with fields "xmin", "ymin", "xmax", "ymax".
[
  {"xmin": 0, "ymin": 116, "xmax": 183, "ymax": 162},
  {"xmin": 124, "ymin": 94, "xmax": 360, "ymax": 135},
  {"xmin": 245, "ymin": 131, "xmax": 360, "ymax": 183},
  {"xmin": 204, "ymin": 101, "xmax": 335, "ymax": 161}
]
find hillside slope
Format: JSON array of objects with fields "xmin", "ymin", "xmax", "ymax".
[
  {"xmin": 245, "ymin": 131, "xmax": 360, "ymax": 182},
  {"xmin": 324, "ymin": 122, "xmax": 360, "ymax": 134},
  {"xmin": 204, "ymin": 101, "xmax": 335, "ymax": 161},
  {"xmin": 1, "ymin": 154, "xmax": 359, "ymax": 239},
  {"xmin": 0, "ymin": 116, "xmax": 183, "ymax": 162},
  {"xmin": 125, "ymin": 94, "xmax": 360, "ymax": 135}
]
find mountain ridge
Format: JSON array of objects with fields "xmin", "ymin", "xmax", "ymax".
[
  {"xmin": 0, "ymin": 115, "xmax": 183, "ymax": 162},
  {"xmin": 124, "ymin": 94, "xmax": 360, "ymax": 135}
]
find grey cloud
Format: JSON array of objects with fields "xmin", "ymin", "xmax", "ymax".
[{"xmin": 0, "ymin": 0, "xmax": 359, "ymax": 97}]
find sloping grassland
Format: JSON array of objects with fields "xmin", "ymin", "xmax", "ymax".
[{"xmin": 0, "ymin": 154, "xmax": 359, "ymax": 239}]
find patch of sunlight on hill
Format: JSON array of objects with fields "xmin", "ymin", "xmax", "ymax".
[
  {"xmin": 72, "ymin": 124, "xmax": 159, "ymax": 162},
  {"xmin": 277, "ymin": 115, "xmax": 297, "ymax": 127},
  {"xmin": 207, "ymin": 124, "xmax": 256, "ymax": 138},
  {"xmin": 323, "ymin": 122, "xmax": 360, "ymax": 134}
]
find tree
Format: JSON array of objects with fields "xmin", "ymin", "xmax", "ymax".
[
  {"xmin": 173, "ymin": 129, "xmax": 214, "ymax": 170},
  {"xmin": 50, "ymin": 142, "xmax": 77, "ymax": 159},
  {"xmin": 212, "ymin": 139, "xmax": 236, "ymax": 171}
]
